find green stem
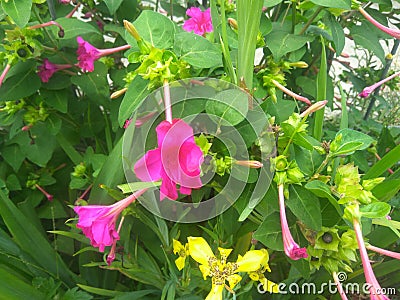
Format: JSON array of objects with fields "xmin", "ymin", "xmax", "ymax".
[
  {"xmin": 313, "ymin": 38, "xmax": 327, "ymax": 141},
  {"xmin": 299, "ymin": 6, "xmax": 323, "ymax": 35}
]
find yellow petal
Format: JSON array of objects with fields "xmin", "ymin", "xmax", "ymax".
[
  {"xmin": 249, "ymin": 272, "xmax": 259, "ymax": 281},
  {"xmin": 188, "ymin": 237, "xmax": 215, "ymax": 266},
  {"xmin": 205, "ymin": 283, "xmax": 224, "ymax": 300},
  {"xmin": 261, "ymin": 278, "xmax": 279, "ymax": 293},
  {"xmin": 227, "ymin": 274, "xmax": 242, "ymax": 290},
  {"xmin": 199, "ymin": 264, "xmax": 211, "ymax": 280},
  {"xmin": 218, "ymin": 247, "xmax": 233, "ymax": 260},
  {"xmin": 175, "ymin": 256, "xmax": 185, "ymax": 271},
  {"xmin": 236, "ymin": 250, "xmax": 267, "ymax": 272},
  {"xmin": 260, "ymin": 249, "xmax": 271, "ymax": 272},
  {"xmin": 173, "ymin": 239, "xmax": 184, "ymax": 255}
]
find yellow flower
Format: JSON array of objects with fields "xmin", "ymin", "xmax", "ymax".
[
  {"xmin": 187, "ymin": 237, "xmax": 276, "ymax": 299},
  {"xmin": 173, "ymin": 239, "xmax": 188, "ymax": 271},
  {"xmin": 247, "ymin": 249, "xmax": 279, "ymax": 294}
]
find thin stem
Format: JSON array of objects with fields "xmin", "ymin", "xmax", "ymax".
[
  {"xmin": 299, "ymin": 6, "xmax": 323, "ymax": 35},
  {"xmin": 0, "ymin": 64, "xmax": 11, "ymax": 87},
  {"xmin": 364, "ymin": 39, "xmax": 400, "ymax": 120},
  {"xmin": 66, "ymin": 3, "xmax": 81, "ymax": 18},
  {"xmin": 163, "ymin": 80, "xmax": 173, "ymax": 123},
  {"xmin": 332, "ymin": 272, "xmax": 348, "ymax": 300},
  {"xmin": 367, "ymin": 244, "xmax": 400, "ymax": 260}
]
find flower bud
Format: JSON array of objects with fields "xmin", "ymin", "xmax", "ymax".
[
  {"xmin": 123, "ymin": 20, "xmax": 141, "ymax": 41},
  {"xmin": 235, "ymin": 160, "xmax": 263, "ymax": 168},
  {"xmin": 110, "ymin": 87, "xmax": 128, "ymax": 99},
  {"xmin": 289, "ymin": 61, "xmax": 308, "ymax": 68},
  {"xmin": 287, "ymin": 167, "xmax": 304, "ymax": 184},
  {"xmin": 300, "ymin": 100, "xmax": 328, "ymax": 118},
  {"xmin": 227, "ymin": 18, "xmax": 238, "ymax": 30}
]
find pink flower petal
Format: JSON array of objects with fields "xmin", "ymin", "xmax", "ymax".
[{"xmin": 134, "ymin": 148, "xmax": 163, "ymax": 182}]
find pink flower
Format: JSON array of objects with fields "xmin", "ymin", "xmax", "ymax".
[
  {"xmin": 353, "ymin": 219, "xmax": 390, "ymax": 300},
  {"xmin": 37, "ymin": 59, "xmax": 72, "ymax": 82},
  {"xmin": 59, "ymin": 0, "xmax": 70, "ymax": 4},
  {"xmin": 74, "ymin": 189, "xmax": 146, "ymax": 252},
  {"xmin": 359, "ymin": 7, "xmax": 400, "ymax": 40},
  {"xmin": 183, "ymin": 7, "xmax": 213, "ymax": 36},
  {"xmin": 76, "ymin": 36, "xmax": 131, "ymax": 72},
  {"xmin": 278, "ymin": 184, "xmax": 308, "ymax": 260},
  {"xmin": 134, "ymin": 119, "xmax": 204, "ymax": 200},
  {"xmin": 359, "ymin": 71, "xmax": 400, "ymax": 98}
]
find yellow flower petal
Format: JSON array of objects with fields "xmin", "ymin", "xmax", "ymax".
[
  {"xmin": 188, "ymin": 237, "xmax": 215, "ymax": 266},
  {"xmin": 199, "ymin": 264, "xmax": 211, "ymax": 280},
  {"xmin": 205, "ymin": 283, "xmax": 224, "ymax": 300},
  {"xmin": 218, "ymin": 247, "xmax": 233, "ymax": 260},
  {"xmin": 259, "ymin": 249, "xmax": 271, "ymax": 272},
  {"xmin": 236, "ymin": 250, "xmax": 268, "ymax": 272},
  {"xmin": 249, "ymin": 272, "xmax": 259, "ymax": 281},
  {"xmin": 175, "ymin": 256, "xmax": 185, "ymax": 271},
  {"xmin": 173, "ymin": 239, "xmax": 184, "ymax": 255},
  {"xmin": 227, "ymin": 273, "xmax": 242, "ymax": 290},
  {"xmin": 261, "ymin": 278, "xmax": 279, "ymax": 293}
]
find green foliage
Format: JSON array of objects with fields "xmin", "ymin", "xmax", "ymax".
[{"xmin": 0, "ymin": 0, "xmax": 399, "ymax": 299}]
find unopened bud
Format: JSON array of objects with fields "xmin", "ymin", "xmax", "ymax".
[
  {"xmin": 123, "ymin": 20, "xmax": 141, "ymax": 41},
  {"xmin": 58, "ymin": 29, "xmax": 65, "ymax": 38},
  {"xmin": 227, "ymin": 18, "xmax": 238, "ymax": 30},
  {"xmin": 300, "ymin": 100, "xmax": 328, "ymax": 118},
  {"xmin": 110, "ymin": 87, "xmax": 128, "ymax": 99},
  {"xmin": 289, "ymin": 61, "xmax": 308, "ymax": 68},
  {"xmin": 235, "ymin": 160, "xmax": 263, "ymax": 168},
  {"xmin": 287, "ymin": 167, "xmax": 304, "ymax": 183},
  {"xmin": 274, "ymin": 155, "xmax": 288, "ymax": 171}
]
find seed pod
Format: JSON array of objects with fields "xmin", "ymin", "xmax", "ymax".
[
  {"xmin": 17, "ymin": 48, "xmax": 27, "ymax": 57},
  {"xmin": 322, "ymin": 232, "xmax": 333, "ymax": 244},
  {"xmin": 58, "ymin": 29, "xmax": 65, "ymax": 38}
]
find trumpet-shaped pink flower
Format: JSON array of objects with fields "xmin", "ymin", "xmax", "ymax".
[
  {"xmin": 278, "ymin": 184, "xmax": 308, "ymax": 260},
  {"xmin": 74, "ymin": 189, "xmax": 146, "ymax": 252},
  {"xmin": 359, "ymin": 7, "xmax": 400, "ymax": 40},
  {"xmin": 359, "ymin": 71, "xmax": 400, "ymax": 98},
  {"xmin": 76, "ymin": 36, "xmax": 131, "ymax": 72},
  {"xmin": 37, "ymin": 59, "xmax": 72, "ymax": 82},
  {"xmin": 134, "ymin": 119, "xmax": 203, "ymax": 200},
  {"xmin": 183, "ymin": 7, "xmax": 213, "ymax": 36},
  {"xmin": 353, "ymin": 219, "xmax": 390, "ymax": 300}
]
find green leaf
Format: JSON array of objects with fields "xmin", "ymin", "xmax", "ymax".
[
  {"xmin": 126, "ymin": 10, "xmax": 175, "ymax": 49},
  {"xmin": 205, "ymin": 89, "xmax": 249, "ymax": 126},
  {"xmin": 360, "ymin": 202, "xmax": 391, "ymax": 219},
  {"xmin": 264, "ymin": 0, "xmax": 283, "ymax": 7},
  {"xmin": 0, "ymin": 266, "xmax": 45, "ymax": 300},
  {"xmin": 305, "ymin": 180, "xmax": 342, "ymax": 216},
  {"xmin": 103, "ymin": 0, "xmax": 124, "ymax": 14},
  {"xmin": 372, "ymin": 179, "xmax": 400, "ymax": 202},
  {"xmin": 0, "ymin": 189, "xmax": 75, "ymax": 287},
  {"xmin": 0, "ymin": 71, "xmax": 40, "ymax": 101},
  {"xmin": 118, "ymin": 76, "xmax": 150, "ymax": 126},
  {"xmin": 265, "ymin": 29, "xmax": 311, "ymax": 60},
  {"xmin": 351, "ymin": 25, "xmax": 386, "ymax": 64},
  {"xmin": 2, "ymin": 144, "xmax": 24, "ymax": 172},
  {"xmin": 71, "ymin": 62, "xmax": 109, "ymax": 103},
  {"xmin": 1, "ymin": 0, "xmax": 32, "ymax": 27},
  {"xmin": 41, "ymin": 89, "xmax": 68, "ymax": 113},
  {"xmin": 326, "ymin": 14, "xmax": 345, "ymax": 56},
  {"xmin": 253, "ymin": 212, "xmax": 283, "ymax": 251},
  {"xmin": 89, "ymin": 138, "xmax": 125, "ymax": 204},
  {"xmin": 77, "ymin": 284, "xmax": 118, "ymax": 297},
  {"xmin": 56, "ymin": 133, "xmax": 83, "ymax": 165},
  {"xmin": 364, "ymin": 144, "xmax": 400, "ymax": 179},
  {"xmin": 56, "ymin": 17, "xmax": 100, "ymax": 40},
  {"xmin": 173, "ymin": 32, "xmax": 222, "ymax": 68},
  {"xmin": 309, "ymin": 0, "xmax": 350, "ymax": 9},
  {"xmin": 286, "ymin": 185, "xmax": 322, "ymax": 231},
  {"xmin": 313, "ymin": 40, "xmax": 326, "ymax": 141},
  {"xmin": 113, "ymin": 290, "xmax": 159, "ymax": 300},
  {"xmin": 117, "ymin": 181, "xmax": 161, "ymax": 194},
  {"xmin": 331, "ymin": 128, "xmax": 375, "ymax": 156}
]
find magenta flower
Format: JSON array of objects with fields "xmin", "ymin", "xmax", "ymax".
[
  {"xmin": 76, "ymin": 36, "xmax": 131, "ymax": 72},
  {"xmin": 359, "ymin": 71, "xmax": 400, "ymax": 98},
  {"xmin": 74, "ymin": 189, "xmax": 146, "ymax": 252},
  {"xmin": 37, "ymin": 59, "xmax": 72, "ymax": 82},
  {"xmin": 353, "ymin": 219, "xmax": 390, "ymax": 300},
  {"xmin": 278, "ymin": 184, "xmax": 308, "ymax": 260},
  {"xmin": 359, "ymin": 7, "xmax": 400, "ymax": 40},
  {"xmin": 183, "ymin": 7, "xmax": 213, "ymax": 36},
  {"xmin": 134, "ymin": 119, "xmax": 204, "ymax": 200},
  {"xmin": 59, "ymin": 0, "xmax": 70, "ymax": 4}
]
